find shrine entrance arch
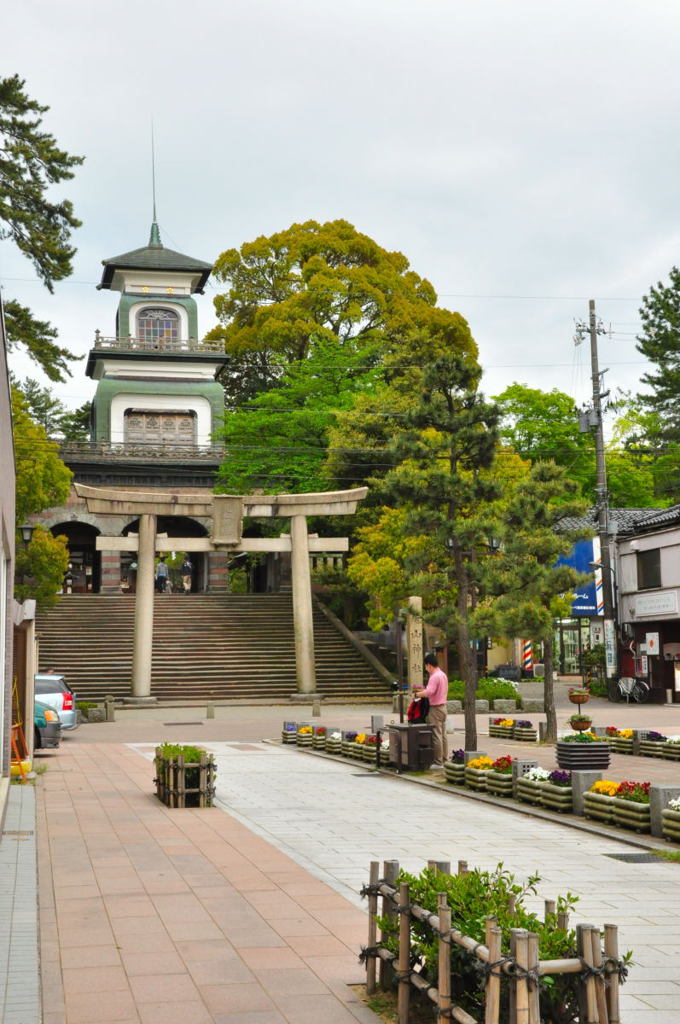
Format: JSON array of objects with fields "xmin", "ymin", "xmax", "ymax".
[{"xmin": 75, "ymin": 484, "xmax": 367, "ymax": 700}]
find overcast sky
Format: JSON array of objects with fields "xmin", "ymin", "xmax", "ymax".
[{"xmin": 3, "ymin": 0, "xmax": 679, "ymax": 418}]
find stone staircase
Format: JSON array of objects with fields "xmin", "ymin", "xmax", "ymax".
[{"xmin": 36, "ymin": 594, "xmax": 392, "ymax": 702}]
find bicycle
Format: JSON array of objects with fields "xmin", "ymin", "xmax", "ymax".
[{"xmin": 607, "ymin": 677, "xmax": 651, "ymax": 703}]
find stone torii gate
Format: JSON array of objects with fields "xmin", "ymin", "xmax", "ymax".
[{"xmin": 74, "ymin": 483, "xmax": 367, "ymax": 701}]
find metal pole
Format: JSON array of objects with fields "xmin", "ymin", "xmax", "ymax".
[{"xmin": 588, "ymin": 300, "xmax": 617, "ymax": 678}]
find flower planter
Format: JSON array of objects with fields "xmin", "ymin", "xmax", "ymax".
[
  {"xmin": 464, "ymin": 766, "xmax": 490, "ymax": 791},
  {"xmin": 556, "ymin": 741, "xmax": 610, "ymax": 771},
  {"xmin": 583, "ymin": 791, "xmax": 615, "ymax": 824},
  {"xmin": 661, "ymin": 742, "xmax": 680, "ymax": 762},
  {"xmin": 568, "ymin": 692, "xmax": 590, "ymax": 706},
  {"xmin": 485, "ymin": 770, "xmax": 514, "ymax": 797},
  {"xmin": 297, "ymin": 732, "xmax": 313, "ymax": 747},
  {"xmin": 613, "ymin": 797, "xmax": 651, "ymax": 833},
  {"xmin": 661, "ymin": 808, "xmax": 680, "ymax": 842},
  {"xmin": 282, "ymin": 725, "xmax": 298, "ymax": 744},
  {"xmin": 639, "ymin": 739, "xmax": 665, "ymax": 758},
  {"xmin": 569, "ymin": 718, "xmax": 592, "ymax": 732},
  {"xmin": 443, "ymin": 761, "xmax": 466, "ymax": 785},
  {"xmin": 352, "ymin": 742, "xmax": 365, "ymax": 759},
  {"xmin": 540, "ymin": 782, "xmax": 573, "ymax": 814},
  {"xmin": 363, "ymin": 744, "xmax": 378, "ymax": 763},
  {"xmin": 489, "ymin": 725, "xmax": 513, "ymax": 739},
  {"xmin": 312, "ymin": 732, "xmax": 327, "ymax": 749},
  {"xmin": 513, "ymin": 726, "xmax": 538, "ymax": 742},
  {"xmin": 516, "ymin": 777, "xmax": 543, "ymax": 806},
  {"xmin": 609, "ymin": 737, "xmax": 634, "ymax": 754},
  {"xmin": 154, "ymin": 747, "xmax": 216, "ymax": 808},
  {"xmin": 341, "ymin": 740, "xmax": 354, "ymax": 757},
  {"xmin": 325, "ymin": 736, "xmax": 342, "ymax": 755}
]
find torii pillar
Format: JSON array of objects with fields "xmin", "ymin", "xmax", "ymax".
[{"xmin": 76, "ymin": 484, "xmax": 367, "ymax": 701}]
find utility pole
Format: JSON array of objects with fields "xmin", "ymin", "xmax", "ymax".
[{"xmin": 577, "ymin": 300, "xmax": 617, "ymax": 678}]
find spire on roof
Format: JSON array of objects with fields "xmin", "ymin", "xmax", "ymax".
[{"xmin": 148, "ymin": 220, "xmax": 162, "ymax": 247}]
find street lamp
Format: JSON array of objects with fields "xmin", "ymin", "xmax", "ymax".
[{"xmin": 18, "ymin": 523, "xmax": 35, "ymax": 546}]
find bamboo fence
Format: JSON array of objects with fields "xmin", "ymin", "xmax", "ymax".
[
  {"xmin": 154, "ymin": 748, "xmax": 215, "ymax": 808},
  {"xmin": 362, "ymin": 859, "xmax": 624, "ymax": 1024}
]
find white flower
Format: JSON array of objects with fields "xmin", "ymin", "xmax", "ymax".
[
  {"xmin": 666, "ymin": 735, "xmax": 680, "ymax": 744},
  {"xmin": 524, "ymin": 766, "xmax": 550, "ymax": 782},
  {"xmin": 330, "ymin": 731, "xmax": 342, "ymax": 740},
  {"xmin": 668, "ymin": 797, "xmax": 680, "ymax": 811}
]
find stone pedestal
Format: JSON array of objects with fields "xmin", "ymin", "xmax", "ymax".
[
  {"xmin": 571, "ymin": 771, "xmax": 603, "ymax": 816},
  {"xmin": 207, "ymin": 550, "xmax": 230, "ymax": 592},
  {"xmin": 650, "ymin": 785, "xmax": 680, "ymax": 838},
  {"xmin": 100, "ymin": 550, "xmax": 122, "ymax": 593}
]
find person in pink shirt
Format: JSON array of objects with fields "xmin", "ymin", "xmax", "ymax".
[{"xmin": 415, "ymin": 652, "xmax": 448, "ymax": 766}]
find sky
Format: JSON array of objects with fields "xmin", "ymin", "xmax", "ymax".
[{"xmin": 3, "ymin": 0, "xmax": 680, "ymax": 418}]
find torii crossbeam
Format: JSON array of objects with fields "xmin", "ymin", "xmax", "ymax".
[{"xmin": 75, "ymin": 484, "xmax": 367, "ymax": 701}]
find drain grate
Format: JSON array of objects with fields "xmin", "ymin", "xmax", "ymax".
[
  {"xmin": 163, "ymin": 722, "xmax": 203, "ymax": 726},
  {"xmin": 605, "ymin": 852, "xmax": 660, "ymax": 863}
]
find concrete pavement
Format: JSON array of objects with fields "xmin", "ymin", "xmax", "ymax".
[{"xmin": 7, "ymin": 685, "xmax": 680, "ymax": 1023}]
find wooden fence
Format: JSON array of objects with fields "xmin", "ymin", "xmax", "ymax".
[{"xmin": 362, "ymin": 859, "xmax": 623, "ymax": 1024}]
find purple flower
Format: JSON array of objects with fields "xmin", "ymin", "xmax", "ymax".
[
  {"xmin": 548, "ymin": 769, "xmax": 571, "ymax": 787},
  {"xmin": 451, "ymin": 749, "xmax": 465, "ymax": 763},
  {"xmin": 345, "ymin": 731, "xmax": 358, "ymax": 741},
  {"xmin": 516, "ymin": 720, "xmax": 533, "ymax": 728},
  {"xmin": 647, "ymin": 731, "xmax": 666, "ymax": 742}
]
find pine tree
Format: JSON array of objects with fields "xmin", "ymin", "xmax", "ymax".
[
  {"xmin": 1, "ymin": 75, "xmax": 83, "ymax": 379},
  {"xmin": 376, "ymin": 353, "xmax": 501, "ymax": 749},
  {"xmin": 636, "ymin": 266, "xmax": 680, "ymax": 498}
]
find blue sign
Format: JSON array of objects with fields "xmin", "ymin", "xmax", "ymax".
[{"xmin": 557, "ymin": 538, "xmax": 599, "ymax": 617}]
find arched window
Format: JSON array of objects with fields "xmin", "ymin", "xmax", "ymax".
[{"xmin": 137, "ymin": 307, "xmax": 180, "ymax": 346}]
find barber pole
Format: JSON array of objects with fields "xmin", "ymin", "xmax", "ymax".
[{"xmin": 522, "ymin": 641, "xmax": 533, "ymax": 673}]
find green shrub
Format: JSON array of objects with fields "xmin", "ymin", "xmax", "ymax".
[
  {"xmin": 155, "ymin": 743, "xmax": 206, "ymax": 763},
  {"xmin": 448, "ymin": 678, "xmax": 520, "ymax": 707},
  {"xmin": 375, "ymin": 864, "xmax": 628, "ymax": 1023}
]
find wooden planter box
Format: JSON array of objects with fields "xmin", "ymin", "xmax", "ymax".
[
  {"xmin": 556, "ymin": 741, "xmax": 610, "ymax": 771},
  {"xmin": 540, "ymin": 782, "xmax": 573, "ymax": 814},
  {"xmin": 609, "ymin": 737, "xmax": 633, "ymax": 754},
  {"xmin": 661, "ymin": 808, "xmax": 680, "ymax": 842},
  {"xmin": 443, "ymin": 762, "xmax": 466, "ymax": 785},
  {"xmin": 312, "ymin": 732, "xmax": 327, "ymax": 749},
  {"xmin": 352, "ymin": 742, "xmax": 365, "ymax": 759},
  {"xmin": 583, "ymin": 791, "xmax": 616, "ymax": 824},
  {"xmin": 325, "ymin": 737, "xmax": 342, "ymax": 755},
  {"xmin": 613, "ymin": 797, "xmax": 651, "ymax": 833},
  {"xmin": 513, "ymin": 726, "xmax": 538, "ymax": 742},
  {"xmin": 639, "ymin": 739, "xmax": 665, "ymax": 758},
  {"xmin": 662, "ymin": 742, "xmax": 680, "ymax": 761},
  {"xmin": 489, "ymin": 725, "xmax": 513, "ymax": 739},
  {"xmin": 297, "ymin": 733, "xmax": 313, "ymax": 747},
  {"xmin": 281, "ymin": 727, "xmax": 298, "ymax": 744},
  {"xmin": 485, "ymin": 770, "xmax": 514, "ymax": 797},
  {"xmin": 154, "ymin": 749, "xmax": 215, "ymax": 808},
  {"xmin": 464, "ymin": 766, "xmax": 490, "ymax": 791},
  {"xmin": 363, "ymin": 744, "xmax": 378, "ymax": 763},
  {"xmin": 516, "ymin": 777, "xmax": 543, "ymax": 806}
]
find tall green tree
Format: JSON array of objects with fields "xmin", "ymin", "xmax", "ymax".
[
  {"xmin": 365, "ymin": 352, "xmax": 501, "ymax": 749},
  {"xmin": 635, "ymin": 267, "xmax": 680, "ymax": 498},
  {"xmin": 480, "ymin": 461, "xmax": 590, "ymax": 741},
  {"xmin": 11, "ymin": 375, "xmax": 91, "ymax": 439},
  {"xmin": 12, "ymin": 387, "xmax": 71, "ymax": 607},
  {"xmin": 208, "ymin": 219, "xmax": 476, "ymax": 407},
  {"xmin": 1, "ymin": 75, "xmax": 83, "ymax": 380},
  {"xmin": 215, "ymin": 337, "xmax": 378, "ymax": 494}
]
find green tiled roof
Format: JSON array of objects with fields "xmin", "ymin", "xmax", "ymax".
[{"xmin": 99, "ymin": 222, "xmax": 213, "ymax": 293}]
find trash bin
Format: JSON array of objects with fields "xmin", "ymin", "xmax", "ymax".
[{"xmin": 388, "ymin": 723, "xmax": 434, "ymax": 770}]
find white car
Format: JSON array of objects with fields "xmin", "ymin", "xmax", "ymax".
[{"xmin": 34, "ymin": 673, "xmax": 78, "ymax": 731}]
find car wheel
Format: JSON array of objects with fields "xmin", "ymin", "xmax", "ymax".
[{"xmin": 34, "ymin": 727, "xmax": 42, "ymax": 750}]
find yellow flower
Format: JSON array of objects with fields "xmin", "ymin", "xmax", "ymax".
[
  {"xmin": 298, "ymin": 725, "xmax": 313, "ymax": 734},
  {"xmin": 590, "ymin": 779, "xmax": 618, "ymax": 796},
  {"xmin": 619, "ymin": 729, "xmax": 633, "ymax": 739},
  {"xmin": 467, "ymin": 756, "xmax": 494, "ymax": 770},
  {"xmin": 356, "ymin": 733, "xmax": 367, "ymax": 744},
  {"xmin": 499, "ymin": 718, "xmax": 515, "ymax": 728}
]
